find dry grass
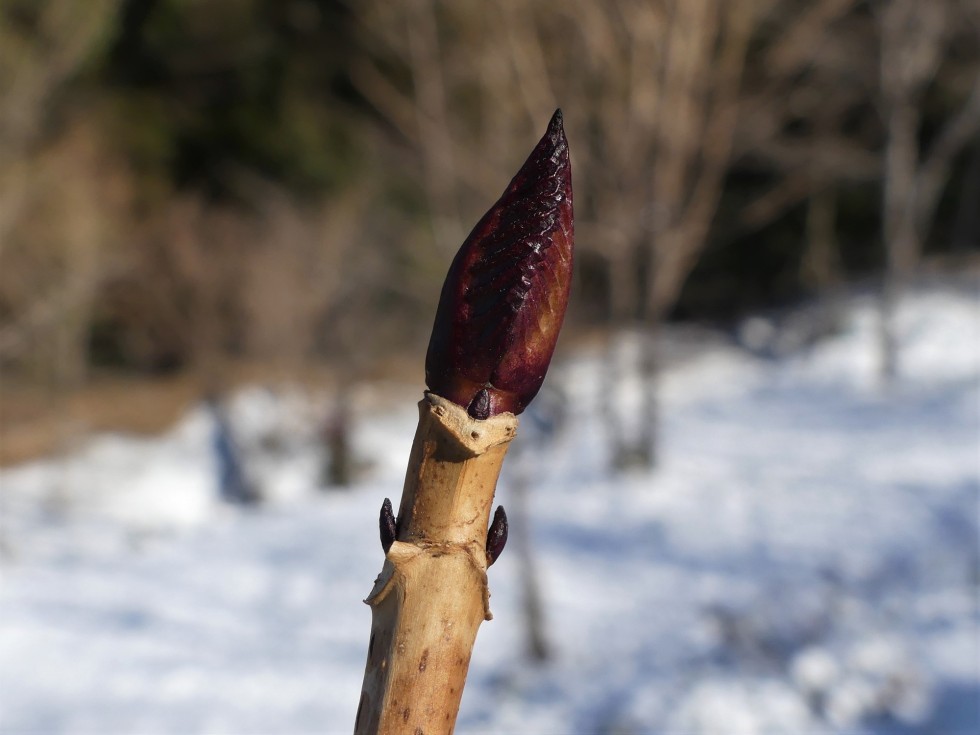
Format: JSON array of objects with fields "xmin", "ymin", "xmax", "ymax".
[
  {"xmin": 0, "ymin": 353, "xmax": 431, "ymax": 468},
  {"xmin": 0, "ymin": 372, "xmax": 203, "ymax": 467}
]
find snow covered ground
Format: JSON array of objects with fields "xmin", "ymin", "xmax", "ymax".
[{"xmin": 1, "ymin": 284, "xmax": 977, "ymax": 734}]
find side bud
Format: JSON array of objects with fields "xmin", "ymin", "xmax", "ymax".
[{"xmin": 425, "ymin": 109, "xmax": 574, "ymax": 419}]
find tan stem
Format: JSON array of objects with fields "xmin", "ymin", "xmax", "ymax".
[{"xmin": 354, "ymin": 393, "xmax": 518, "ymax": 735}]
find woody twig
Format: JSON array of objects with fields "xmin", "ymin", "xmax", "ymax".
[{"xmin": 353, "ymin": 110, "xmax": 574, "ymax": 735}]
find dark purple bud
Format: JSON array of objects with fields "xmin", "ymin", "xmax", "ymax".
[
  {"xmin": 425, "ymin": 109, "xmax": 574, "ymax": 418},
  {"xmin": 485, "ymin": 505, "xmax": 508, "ymax": 567},
  {"xmin": 380, "ymin": 497, "xmax": 397, "ymax": 554}
]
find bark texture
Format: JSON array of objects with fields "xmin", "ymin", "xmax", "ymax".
[{"xmin": 354, "ymin": 392, "xmax": 517, "ymax": 735}]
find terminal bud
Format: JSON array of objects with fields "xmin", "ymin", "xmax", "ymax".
[{"xmin": 425, "ymin": 109, "xmax": 574, "ymax": 418}]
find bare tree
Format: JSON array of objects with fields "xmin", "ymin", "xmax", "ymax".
[
  {"xmin": 0, "ymin": 122, "xmax": 129, "ymax": 389},
  {"xmin": 875, "ymin": 0, "xmax": 980, "ymax": 380},
  {"xmin": 735, "ymin": 0, "xmax": 876, "ymax": 234},
  {"xmin": 541, "ymin": 0, "xmax": 762, "ymax": 467},
  {"xmin": 0, "ymin": 0, "xmax": 123, "ymax": 384},
  {"xmin": 0, "ymin": 0, "xmax": 119, "ymax": 237},
  {"xmin": 730, "ymin": 0, "xmax": 874, "ymax": 351}
]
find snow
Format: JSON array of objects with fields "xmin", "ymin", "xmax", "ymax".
[{"xmin": 1, "ymin": 284, "xmax": 978, "ymax": 734}]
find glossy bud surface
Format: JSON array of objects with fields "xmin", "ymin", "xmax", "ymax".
[{"xmin": 425, "ymin": 109, "xmax": 574, "ymax": 418}]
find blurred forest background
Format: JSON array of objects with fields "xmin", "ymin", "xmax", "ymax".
[{"xmin": 1, "ymin": 0, "xmax": 978, "ymax": 465}]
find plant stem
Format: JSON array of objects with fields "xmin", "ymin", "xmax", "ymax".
[{"xmin": 354, "ymin": 392, "xmax": 517, "ymax": 735}]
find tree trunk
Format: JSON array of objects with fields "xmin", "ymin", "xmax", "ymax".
[
  {"xmin": 322, "ymin": 389, "xmax": 354, "ymax": 489},
  {"xmin": 511, "ymin": 460, "xmax": 550, "ymax": 663},
  {"xmin": 600, "ymin": 250, "xmax": 635, "ymax": 468},
  {"xmin": 879, "ymin": 101, "xmax": 921, "ymax": 382},
  {"xmin": 636, "ymin": 318, "xmax": 660, "ymax": 469},
  {"xmin": 803, "ymin": 188, "xmax": 844, "ymax": 340}
]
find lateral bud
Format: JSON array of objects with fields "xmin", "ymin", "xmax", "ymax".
[
  {"xmin": 379, "ymin": 497, "xmax": 396, "ymax": 554},
  {"xmin": 485, "ymin": 505, "xmax": 508, "ymax": 567}
]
